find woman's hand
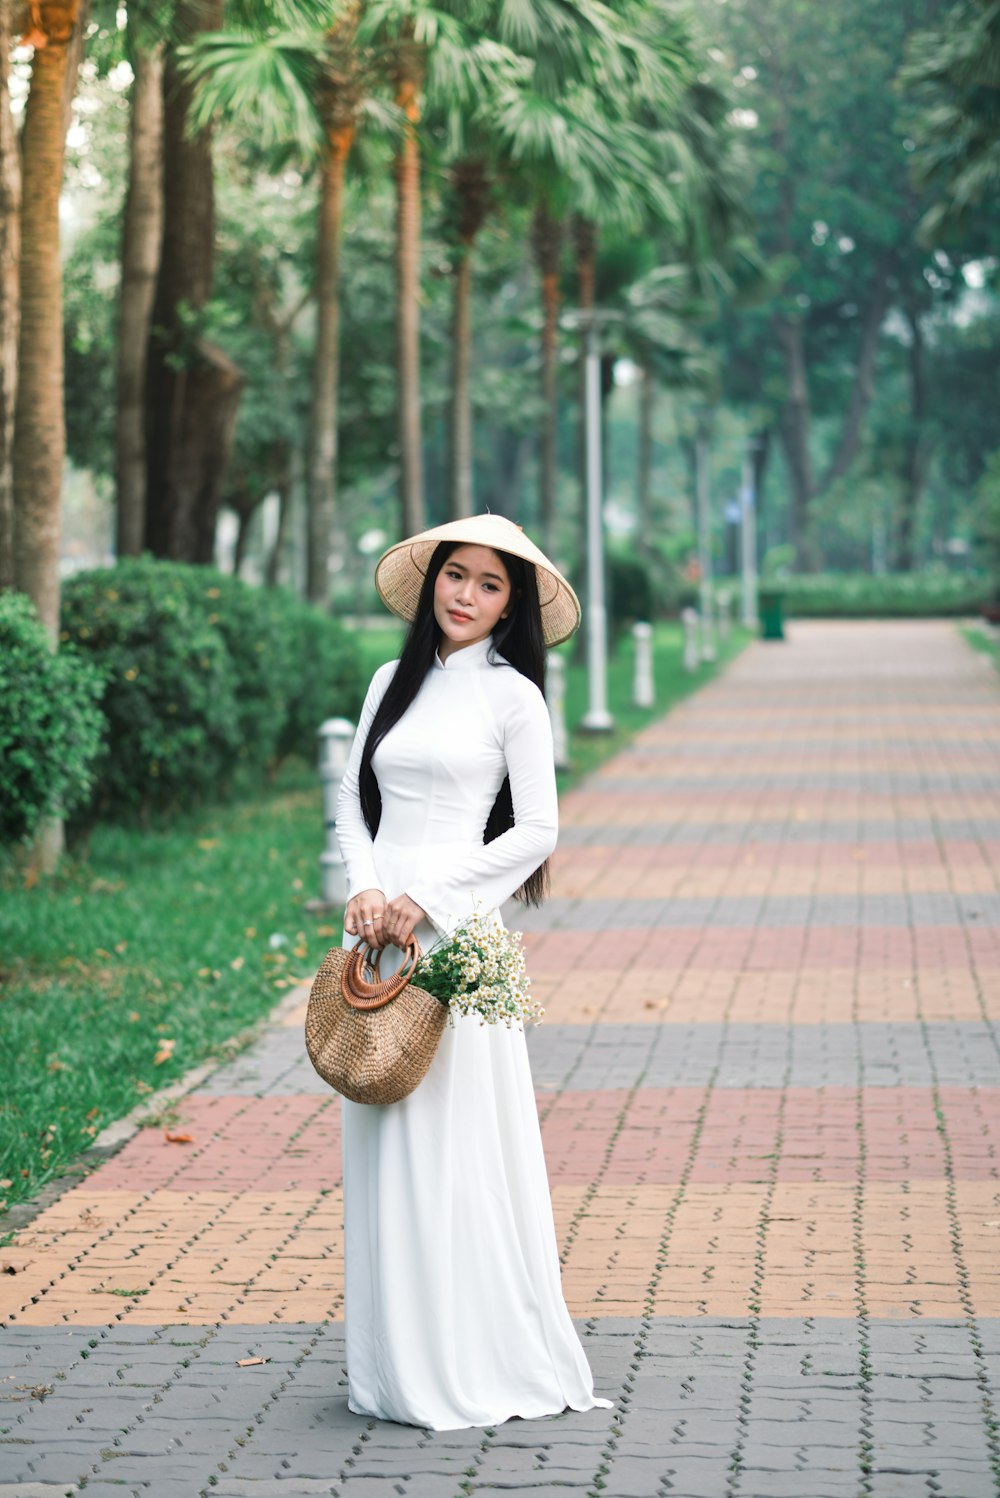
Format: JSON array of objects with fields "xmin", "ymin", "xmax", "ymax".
[
  {"xmin": 344, "ymin": 888, "xmax": 388, "ymax": 947},
  {"xmin": 381, "ymin": 894, "xmax": 427, "ymax": 951}
]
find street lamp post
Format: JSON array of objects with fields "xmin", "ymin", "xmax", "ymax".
[
  {"xmin": 695, "ymin": 421, "xmax": 716, "ymax": 663},
  {"xmin": 563, "ymin": 308, "xmax": 621, "ymax": 733},
  {"xmin": 741, "ymin": 438, "xmax": 761, "ymax": 629}
]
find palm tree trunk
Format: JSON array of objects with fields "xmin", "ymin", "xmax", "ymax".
[
  {"xmin": 265, "ymin": 447, "xmax": 292, "ymax": 586},
  {"xmin": 533, "ymin": 201, "xmax": 563, "ymax": 554},
  {"xmin": 0, "ymin": 0, "xmax": 20, "ymax": 590},
  {"xmin": 774, "ymin": 313, "xmax": 816, "ymax": 571},
  {"xmin": 637, "ymin": 362, "xmax": 654, "ymax": 554},
  {"xmin": 115, "ymin": 31, "xmax": 163, "ymax": 558},
  {"xmin": 13, "ymin": 0, "xmax": 84, "ymax": 876},
  {"xmin": 897, "ymin": 305, "xmax": 929, "ymax": 572},
  {"xmin": 12, "ymin": 0, "xmax": 82, "ymax": 639},
  {"xmin": 144, "ymin": 0, "xmax": 223, "ymax": 560},
  {"xmin": 395, "ymin": 51, "xmax": 424, "ymax": 535},
  {"xmin": 449, "ymin": 245, "xmax": 474, "ymax": 519},
  {"xmin": 307, "ymin": 122, "xmax": 352, "ymax": 604}
]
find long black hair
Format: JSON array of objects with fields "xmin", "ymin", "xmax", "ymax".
[{"xmin": 359, "ymin": 540, "xmax": 550, "ymax": 907}]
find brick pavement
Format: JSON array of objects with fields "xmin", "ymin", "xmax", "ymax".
[{"xmin": 2, "ymin": 620, "xmax": 999, "ymax": 1497}]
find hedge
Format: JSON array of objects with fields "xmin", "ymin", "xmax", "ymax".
[
  {"xmin": 765, "ymin": 572, "xmax": 991, "ymax": 619},
  {"xmin": 0, "ymin": 593, "xmax": 105, "ymax": 843},
  {"xmin": 60, "ymin": 559, "xmax": 363, "ymax": 817}
]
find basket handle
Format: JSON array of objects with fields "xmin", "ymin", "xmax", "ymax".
[{"xmin": 341, "ymin": 939, "xmax": 421, "ymax": 1011}]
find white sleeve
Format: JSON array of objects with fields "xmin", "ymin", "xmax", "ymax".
[
  {"xmin": 335, "ymin": 662, "xmax": 396, "ymax": 901},
  {"xmin": 405, "ymin": 678, "xmax": 558, "ymax": 934}
]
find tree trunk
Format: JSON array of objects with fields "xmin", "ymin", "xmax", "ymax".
[
  {"xmin": 449, "ymin": 245, "xmax": 474, "ymax": 519},
  {"xmin": 819, "ymin": 250, "xmax": 895, "ymax": 494},
  {"xmin": 144, "ymin": 0, "xmax": 223, "ymax": 561},
  {"xmin": 897, "ymin": 305, "xmax": 930, "ymax": 572},
  {"xmin": 306, "ymin": 123, "xmax": 352, "ymax": 603},
  {"xmin": 265, "ymin": 450, "xmax": 292, "ymax": 586},
  {"xmin": 232, "ymin": 496, "xmax": 253, "ymax": 576},
  {"xmin": 12, "ymin": 0, "xmax": 83, "ymax": 639},
  {"xmin": 533, "ymin": 200, "xmax": 562, "ymax": 555},
  {"xmin": 395, "ymin": 48, "xmax": 424, "ymax": 536},
  {"xmin": 12, "ymin": 0, "xmax": 84, "ymax": 876},
  {"xmin": 116, "ymin": 31, "xmax": 163, "ymax": 557},
  {"xmin": 774, "ymin": 313, "xmax": 816, "ymax": 570},
  {"xmin": 637, "ymin": 363, "xmax": 654, "ymax": 553},
  {"xmin": 0, "ymin": 0, "xmax": 20, "ymax": 589}
]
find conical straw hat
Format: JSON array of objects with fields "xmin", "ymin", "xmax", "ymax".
[{"xmin": 374, "ymin": 513, "xmax": 581, "ymax": 647}]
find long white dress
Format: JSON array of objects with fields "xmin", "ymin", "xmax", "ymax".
[{"xmin": 334, "ymin": 634, "xmax": 611, "ymax": 1431}]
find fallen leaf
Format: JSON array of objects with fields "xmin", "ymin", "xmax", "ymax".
[
  {"xmin": 230, "ymin": 956, "xmax": 245, "ymax": 972},
  {"xmin": 198, "ymin": 839, "xmax": 219, "ymax": 851},
  {"xmin": 1, "ymin": 1258, "xmax": 31, "ymax": 1275},
  {"xmin": 128, "ymin": 1011, "xmax": 141, "ymax": 1023},
  {"xmin": 164, "ymin": 1130, "xmax": 194, "ymax": 1145},
  {"xmin": 317, "ymin": 925, "xmax": 336, "ymax": 937},
  {"xmin": 244, "ymin": 926, "xmax": 257, "ymax": 939},
  {"xmin": 153, "ymin": 1038, "xmax": 176, "ymax": 1065},
  {"xmin": 236, "ymin": 1356, "xmax": 270, "ymax": 1368},
  {"xmin": 115, "ymin": 941, "xmax": 128, "ymax": 954},
  {"xmin": 197, "ymin": 966, "xmax": 211, "ymax": 978},
  {"xmin": 643, "ymin": 1001, "xmax": 657, "ymax": 1010},
  {"xmin": 0, "ymin": 1178, "xmax": 12, "ymax": 1188}
]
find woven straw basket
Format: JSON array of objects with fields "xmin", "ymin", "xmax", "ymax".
[{"xmin": 304, "ymin": 941, "xmax": 447, "ymax": 1106}]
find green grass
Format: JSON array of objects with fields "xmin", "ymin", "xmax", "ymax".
[
  {"xmin": 962, "ymin": 622, "xmax": 1000, "ymax": 671},
  {"xmin": 0, "ymin": 760, "xmax": 333, "ymax": 1212},
  {"xmin": 0, "ymin": 618, "xmax": 749, "ymax": 1215}
]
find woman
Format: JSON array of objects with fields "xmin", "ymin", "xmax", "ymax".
[{"xmin": 334, "ymin": 513, "xmax": 611, "ymax": 1431}]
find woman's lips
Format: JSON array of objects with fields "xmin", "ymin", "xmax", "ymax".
[{"xmin": 448, "ymin": 610, "xmax": 473, "ymax": 622}]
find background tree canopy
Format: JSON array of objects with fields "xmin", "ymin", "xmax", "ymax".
[{"xmin": 1, "ymin": 0, "xmax": 997, "ymax": 622}]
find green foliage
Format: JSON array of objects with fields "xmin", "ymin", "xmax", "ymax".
[
  {"xmin": 61, "ymin": 560, "xmax": 244, "ymax": 814},
  {"xmin": 276, "ymin": 602, "xmax": 365, "ymax": 762},
  {"xmin": 60, "ymin": 559, "xmax": 364, "ymax": 816},
  {"xmin": 780, "ymin": 571, "xmax": 990, "ymax": 619},
  {"xmin": 606, "ymin": 549, "xmax": 654, "ymax": 638},
  {"xmin": 901, "ymin": 0, "xmax": 1000, "ymax": 244},
  {"xmin": 0, "ymin": 595, "xmax": 105, "ymax": 845},
  {"xmin": 973, "ymin": 450, "xmax": 1000, "ymax": 599}
]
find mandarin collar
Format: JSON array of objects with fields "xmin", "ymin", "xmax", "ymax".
[{"xmin": 433, "ymin": 635, "xmax": 495, "ymax": 671}]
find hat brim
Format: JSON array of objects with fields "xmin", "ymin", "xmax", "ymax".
[{"xmin": 374, "ymin": 515, "xmax": 581, "ymax": 648}]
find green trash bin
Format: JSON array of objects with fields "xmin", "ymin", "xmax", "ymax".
[{"xmin": 758, "ymin": 587, "xmax": 786, "ymax": 641}]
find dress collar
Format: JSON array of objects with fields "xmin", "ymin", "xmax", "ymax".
[{"xmin": 433, "ymin": 635, "xmax": 495, "ymax": 672}]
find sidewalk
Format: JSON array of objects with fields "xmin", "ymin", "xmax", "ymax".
[{"xmin": 3, "ymin": 619, "xmax": 999, "ymax": 1498}]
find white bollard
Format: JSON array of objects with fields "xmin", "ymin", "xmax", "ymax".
[
  {"xmin": 546, "ymin": 652, "xmax": 571, "ymax": 771},
  {"xmin": 717, "ymin": 589, "xmax": 732, "ymax": 643},
  {"xmin": 632, "ymin": 621, "xmax": 654, "ymax": 708},
  {"xmin": 318, "ymin": 717, "xmax": 355, "ymax": 905},
  {"xmin": 681, "ymin": 607, "xmax": 701, "ymax": 673}
]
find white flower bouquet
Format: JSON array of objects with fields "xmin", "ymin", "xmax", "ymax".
[{"xmin": 412, "ymin": 908, "xmax": 543, "ymax": 1028}]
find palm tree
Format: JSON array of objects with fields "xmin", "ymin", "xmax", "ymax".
[
  {"xmin": 430, "ymin": 0, "xmax": 674, "ymax": 537},
  {"xmin": 0, "ymin": 0, "xmax": 20, "ymax": 590},
  {"xmin": 12, "ymin": 0, "xmax": 86, "ymax": 640},
  {"xmin": 901, "ymin": 0, "xmax": 1000, "ymax": 243},
  {"xmin": 116, "ymin": 6, "xmax": 164, "ymax": 558},
  {"xmin": 185, "ymin": 6, "xmax": 391, "ymax": 601}
]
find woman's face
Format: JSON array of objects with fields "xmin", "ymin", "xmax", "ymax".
[{"xmin": 433, "ymin": 545, "xmax": 513, "ymax": 659}]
